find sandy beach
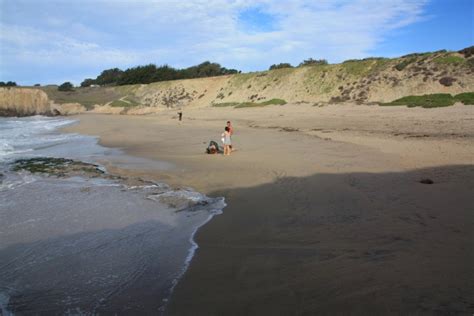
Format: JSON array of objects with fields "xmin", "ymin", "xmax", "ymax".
[{"xmin": 64, "ymin": 103, "xmax": 474, "ymax": 315}]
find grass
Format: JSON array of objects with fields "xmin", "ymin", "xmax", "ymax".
[
  {"xmin": 341, "ymin": 60, "xmax": 373, "ymax": 76},
  {"xmin": 260, "ymin": 98, "xmax": 287, "ymax": 105},
  {"xmin": 213, "ymin": 98, "xmax": 287, "ymax": 108},
  {"xmin": 339, "ymin": 58, "xmax": 391, "ymax": 77},
  {"xmin": 212, "ymin": 102, "xmax": 239, "ymax": 107},
  {"xmin": 380, "ymin": 92, "xmax": 474, "ymax": 108},
  {"xmin": 40, "ymin": 85, "xmax": 127, "ymax": 110},
  {"xmin": 454, "ymin": 92, "xmax": 474, "ymax": 105},
  {"xmin": 234, "ymin": 102, "xmax": 267, "ymax": 108},
  {"xmin": 228, "ymin": 72, "xmax": 255, "ymax": 87},
  {"xmin": 433, "ymin": 55, "xmax": 465, "ymax": 65},
  {"xmin": 109, "ymin": 97, "xmax": 139, "ymax": 107},
  {"xmin": 394, "ymin": 57, "xmax": 417, "ymax": 71}
]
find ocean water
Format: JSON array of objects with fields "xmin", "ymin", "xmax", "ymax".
[{"xmin": 0, "ymin": 116, "xmax": 225, "ymax": 315}]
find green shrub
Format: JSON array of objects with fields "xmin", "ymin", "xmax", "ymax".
[
  {"xmin": 454, "ymin": 92, "xmax": 474, "ymax": 105},
  {"xmin": 341, "ymin": 60, "xmax": 373, "ymax": 76},
  {"xmin": 434, "ymin": 55, "xmax": 465, "ymax": 65},
  {"xmin": 213, "ymin": 98, "xmax": 287, "ymax": 108},
  {"xmin": 394, "ymin": 58, "xmax": 416, "ymax": 71},
  {"xmin": 299, "ymin": 58, "xmax": 328, "ymax": 67},
  {"xmin": 212, "ymin": 102, "xmax": 239, "ymax": 107},
  {"xmin": 380, "ymin": 94, "xmax": 455, "ymax": 108},
  {"xmin": 0, "ymin": 81, "xmax": 17, "ymax": 87},
  {"xmin": 400, "ymin": 52, "xmax": 432, "ymax": 58},
  {"xmin": 260, "ymin": 98, "xmax": 287, "ymax": 105},
  {"xmin": 58, "ymin": 82, "xmax": 74, "ymax": 91},
  {"xmin": 234, "ymin": 102, "xmax": 266, "ymax": 108},
  {"xmin": 269, "ymin": 63, "xmax": 293, "ymax": 70}
]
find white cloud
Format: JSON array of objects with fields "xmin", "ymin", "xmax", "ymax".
[{"xmin": 0, "ymin": 0, "xmax": 429, "ymax": 84}]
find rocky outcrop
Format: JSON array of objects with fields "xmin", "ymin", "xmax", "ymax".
[
  {"xmin": 51, "ymin": 102, "xmax": 86, "ymax": 115},
  {"xmin": 0, "ymin": 88, "xmax": 86, "ymax": 117},
  {"xmin": 0, "ymin": 87, "xmax": 53, "ymax": 116}
]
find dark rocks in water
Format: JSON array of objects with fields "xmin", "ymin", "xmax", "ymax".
[
  {"xmin": 0, "ymin": 108, "xmax": 34, "ymax": 117},
  {"xmin": 419, "ymin": 178, "xmax": 434, "ymax": 184},
  {"xmin": 12, "ymin": 157, "xmax": 106, "ymax": 178},
  {"xmin": 0, "ymin": 108, "xmax": 56, "ymax": 117}
]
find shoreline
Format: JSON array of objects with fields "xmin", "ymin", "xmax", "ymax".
[
  {"xmin": 0, "ymin": 116, "xmax": 225, "ymax": 315},
  {"xmin": 63, "ymin": 104, "xmax": 474, "ymax": 314}
]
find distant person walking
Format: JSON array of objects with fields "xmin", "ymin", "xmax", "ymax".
[
  {"xmin": 222, "ymin": 126, "xmax": 232, "ymax": 155},
  {"xmin": 178, "ymin": 110, "xmax": 183, "ymax": 122}
]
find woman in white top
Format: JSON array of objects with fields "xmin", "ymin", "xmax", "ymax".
[{"xmin": 222, "ymin": 126, "xmax": 232, "ymax": 155}]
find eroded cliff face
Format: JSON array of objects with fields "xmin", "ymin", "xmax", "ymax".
[
  {"xmin": 93, "ymin": 50, "xmax": 474, "ymax": 114},
  {"xmin": 0, "ymin": 88, "xmax": 52, "ymax": 116},
  {"xmin": 0, "ymin": 88, "xmax": 86, "ymax": 116}
]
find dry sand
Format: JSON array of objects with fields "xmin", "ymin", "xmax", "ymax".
[{"xmin": 64, "ymin": 103, "xmax": 474, "ymax": 315}]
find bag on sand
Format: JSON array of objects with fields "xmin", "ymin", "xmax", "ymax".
[{"xmin": 206, "ymin": 140, "xmax": 222, "ymax": 154}]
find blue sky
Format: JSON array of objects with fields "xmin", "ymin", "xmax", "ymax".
[{"xmin": 0, "ymin": 0, "xmax": 472, "ymax": 85}]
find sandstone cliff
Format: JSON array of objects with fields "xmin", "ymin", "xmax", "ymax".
[
  {"xmin": 0, "ymin": 88, "xmax": 52, "ymax": 116},
  {"xmin": 0, "ymin": 88, "xmax": 86, "ymax": 116}
]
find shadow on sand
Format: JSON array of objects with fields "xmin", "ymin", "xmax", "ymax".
[{"xmin": 168, "ymin": 165, "xmax": 474, "ymax": 315}]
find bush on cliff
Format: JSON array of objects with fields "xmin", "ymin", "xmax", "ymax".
[
  {"xmin": 269, "ymin": 63, "xmax": 293, "ymax": 70},
  {"xmin": 0, "ymin": 81, "xmax": 17, "ymax": 87},
  {"xmin": 58, "ymin": 82, "xmax": 74, "ymax": 91},
  {"xmin": 299, "ymin": 58, "xmax": 328, "ymax": 67},
  {"xmin": 82, "ymin": 62, "xmax": 239, "ymax": 87},
  {"xmin": 80, "ymin": 78, "xmax": 96, "ymax": 87}
]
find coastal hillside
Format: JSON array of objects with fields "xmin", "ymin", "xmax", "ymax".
[{"xmin": 1, "ymin": 48, "xmax": 473, "ymax": 116}]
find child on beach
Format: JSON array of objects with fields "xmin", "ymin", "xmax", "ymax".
[
  {"xmin": 226, "ymin": 121, "xmax": 234, "ymax": 151},
  {"xmin": 222, "ymin": 126, "xmax": 232, "ymax": 155}
]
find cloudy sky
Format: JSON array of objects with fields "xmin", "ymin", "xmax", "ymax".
[{"xmin": 0, "ymin": 0, "xmax": 472, "ymax": 85}]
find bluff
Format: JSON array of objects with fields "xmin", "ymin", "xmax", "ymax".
[
  {"xmin": 2, "ymin": 48, "xmax": 473, "ymax": 116},
  {"xmin": 0, "ymin": 88, "xmax": 52, "ymax": 116},
  {"xmin": 0, "ymin": 87, "xmax": 85, "ymax": 116}
]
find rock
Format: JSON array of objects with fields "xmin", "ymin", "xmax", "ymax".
[
  {"xmin": 419, "ymin": 178, "xmax": 434, "ymax": 184},
  {"xmin": 51, "ymin": 102, "xmax": 85, "ymax": 115}
]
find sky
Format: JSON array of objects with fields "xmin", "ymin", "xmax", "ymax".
[{"xmin": 0, "ymin": 0, "xmax": 472, "ymax": 85}]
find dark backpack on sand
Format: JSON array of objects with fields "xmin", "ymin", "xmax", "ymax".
[{"xmin": 206, "ymin": 140, "xmax": 222, "ymax": 154}]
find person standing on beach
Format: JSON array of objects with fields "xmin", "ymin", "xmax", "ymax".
[
  {"xmin": 178, "ymin": 110, "xmax": 183, "ymax": 122},
  {"xmin": 226, "ymin": 121, "xmax": 234, "ymax": 151},
  {"xmin": 222, "ymin": 126, "xmax": 232, "ymax": 155}
]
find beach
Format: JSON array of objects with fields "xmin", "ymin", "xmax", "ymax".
[{"xmin": 63, "ymin": 103, "xmax": 474, "ymax": 315}]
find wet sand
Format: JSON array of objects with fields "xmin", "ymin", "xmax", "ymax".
[{"xmin": 64, "ymin": 103, "xmax": 474, "ymax": 315}]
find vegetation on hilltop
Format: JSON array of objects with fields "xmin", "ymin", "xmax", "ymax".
[
  {"xmin": 269, "ymin": 63, "xmax": 293, "ymax": 70},
  {"xmin": 81, "ymin": 62, "xmax": 239, "ymax": 87},
  {"xmin": 58, "ymin": 82, "xmax": 74, "ymax": 91},
  {"xmin": 299, "ymin": 58, "xmax": 328, "ymax": 66},
  {"xmin": 0, "ymin": 81, "xmax": 17, "ymax": 87}
]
